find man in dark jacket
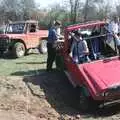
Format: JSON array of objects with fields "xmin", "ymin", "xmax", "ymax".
[{"xmin": 46, "ymin": 20, "xmax": 62, "ymax": 71}]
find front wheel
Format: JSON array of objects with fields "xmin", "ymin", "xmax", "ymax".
[
  {"xmin": 78, "ymin": 92, "xmax": 90, "ymax": 112},
  {"xmin": 12, "ymin": 42, "xmax": 26, "ymax": 58},
  {"xmin": 78, "ymin": 91, "xmax": 100, "ymax": 112},
  {"xmin": 76, "ymin": 86, "xmax": 99, "ymax": 112}
]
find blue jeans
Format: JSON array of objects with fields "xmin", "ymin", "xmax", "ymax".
[
  {"xmin": 73, "ymin": 56, "xmax": 90, "ymax": 64},
  {"xmin": 78, "ymin": 56, "xmax": 90, "ymax": 64}
]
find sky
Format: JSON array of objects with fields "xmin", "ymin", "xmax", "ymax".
[
  {"xmin": 35, "ymin": 0, "xmax": 62, "ymax": 8},
  {"xmin": 35, "ymin": 0, "xmax": 119, "ymax": 8}
]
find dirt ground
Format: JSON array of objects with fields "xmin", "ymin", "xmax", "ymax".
[{"xmin": 0, "ymin": 54, "xmax": 120, "ymax": 120}]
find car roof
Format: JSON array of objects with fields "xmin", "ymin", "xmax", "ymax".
[{"xmin": 66, "ymin": 20, "xmax": 105, "ymax": 32}]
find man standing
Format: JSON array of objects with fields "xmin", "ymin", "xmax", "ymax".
[
  {"xmin": 46, "ymin": 20, "xmax": 62, "ymax": 72},
  {"xmin": 107, "ymin": 16, "xmax": 119, "ymax": 43},
  {"xmin": 114, "ymin": 33, "xmax": 120, "ymax": 56}
]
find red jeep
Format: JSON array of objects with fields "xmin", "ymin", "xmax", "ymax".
[
  {"xmin": 0, "ymin": 20, "xmax": 48, "ymax": 58},
  {"xmin": 60, "ymin": 21, "xmax": 120, "ymax": 111}
]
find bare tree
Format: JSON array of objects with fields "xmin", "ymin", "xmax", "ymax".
[
  {"xmin": 20, "ymin": 0, "xmax": 36, "ymax": 20},
  {"xmin": 83, "ymin": 0, "xmax": 104, "ymax": 21},
  {"xmin": 69, "ymin": 0, "xmax": 80, "ymax": 23},
  {"xmin": 116, "ymin": 2, "xmax": 120, "ymax": 17},
  {"xmin": 0, "ymin": 0, "xmax": 20, "ymax": 22},
  {"xmin": 0, "ymin": 0, "xmax": 37, "ymax": 23}
]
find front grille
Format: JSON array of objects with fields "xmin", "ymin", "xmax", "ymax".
[{"xmin": 0, "ymin": 38, "xmax": 9, "ymax": 52}]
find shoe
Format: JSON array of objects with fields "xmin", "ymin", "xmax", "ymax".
[
  {"xmin": 56, "ymin": 68, "xmax": 61, "ymax": 72},
  {"xmin": 46, "ymin": 69, "xmax": 53, "ymax": 72}
]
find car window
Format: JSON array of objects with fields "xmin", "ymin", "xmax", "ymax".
[
  {"xmin": 29, "ymin": 24, "xmax": 36, "ymax": 33},
  {"xmin": 6, "ymin": 23, "xmax": 25, "ymax": 34}
]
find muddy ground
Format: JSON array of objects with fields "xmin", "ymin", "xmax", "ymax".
[{"xmin": 0, "ymin": 54, "xmax": 120, "ymax": 120}]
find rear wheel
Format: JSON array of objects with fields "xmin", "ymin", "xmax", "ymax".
[
  {"xmin": 39, "ymin": 40, "xmax": 47, "ymax": 54},
  {"xmin": 12, "ymin": 42, "xmax": 25, "ymax": 58}
]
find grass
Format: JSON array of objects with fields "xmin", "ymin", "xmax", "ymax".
[{"xmin": 0, "ymin": 54, "xmax": 47, "ymax": 76}]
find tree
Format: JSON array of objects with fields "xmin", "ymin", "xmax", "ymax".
[
  {"xmin": 19, "ymin": 0, "xmax": 37, "ymax": 20},
  {"xmin": 0, "ymin": 0, "xmax": 37, "ymax": 23},
  {"xmin": 39, "ymin": 4, "xmax": 68, "ymax": 28},
  {"xmin": 83, "ymin": 0, "xmax": 104, "ymax": 21},
  {"xmin": 0, "ymin": 0, "xmax": 20, "ymax": 22},
  {"xmin": 116, "ymin": 3, "xmax": 120, "ymax": 17},
  {"xmin": 69, "ymin": 0, "xmax": 81, "ymax": 23},
  {"xmin": 97, "ymin": 1, "xmax": 112, "ymax": 20}
]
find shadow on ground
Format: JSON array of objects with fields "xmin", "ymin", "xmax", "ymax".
[
  {"xmin": 11, "ymin": 69, "xmax": 46, "ymax": 76},
  {"xmin": 10, "ymin": 69, "xmax": 120, "ymax": 119},
  {"xmin": 0, "ymin": 52, "xmax": 14, "ymax": 59},
  {"xmin": 16, "ymin": 61, "xmax": 47, "ymax": 65},
  {"xmin": 23, "ymin": 70, "xmax": 80, "ymax": 117},
  {"xmin": 0, "ymin": 50, "xmax": 40, "ymax": 60}
]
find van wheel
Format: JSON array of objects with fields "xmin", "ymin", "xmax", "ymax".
[
  {"xmin": 39, "ymin": 40, "xmax": 47, "ymax": 54},
  {"xmin": 78, "ymin": 92, "xmax": 89, "ymax": 112},
  {"xmin": 78, "ymin": 91, "xmax": 99, "ymax": 112},
  {"xmin": 13, "ymin": 42, "xmax": 25, "ymax": 58}
]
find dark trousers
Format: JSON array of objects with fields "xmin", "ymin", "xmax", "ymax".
[
  {"xmin": 47, "ymin": 43, "xmax": 57, "ymax": 70},
  {"xmin": 117, "ymin": 46, "xmax": 120, "ymax": 56}
]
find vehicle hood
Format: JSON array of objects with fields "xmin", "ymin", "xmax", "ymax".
[{"xmin": 79, "ymin": 57, "xmax": 120, "ymax": 92}]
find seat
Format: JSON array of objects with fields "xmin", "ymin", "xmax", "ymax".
[{"xmin": 89, "ymin": 31, "xmax": 102, "ymax": 60}]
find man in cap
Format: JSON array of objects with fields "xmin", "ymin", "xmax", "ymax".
[
  {"xmin": 46, "ymin": 20, "xmax": 62, "ymax": 71},
  {"xmin": 107, "ymin": 16, "xmax": 119, "ymax": 43}
]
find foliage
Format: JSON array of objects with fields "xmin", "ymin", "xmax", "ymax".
[
  {"xmin": 0, "ymin": 0, "xmax": 118, "ymax": 28},
  {"xmin": 0, "ymin": 0, "xmax": 36, "ymax": 23}
]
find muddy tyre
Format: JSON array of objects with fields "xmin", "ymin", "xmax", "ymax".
[
  {"xmin": 39, "ymin": 40, "xmax": 47, "ymax": 54},
  {"xmin": 78, "ymin": 92, "xmax": 89, "ymax": 112},
  {"xmin": 78, "ymin": 91, "xmax": 99, "ymax": 112},
  {"xmin": 13, "ymin": 42, "xmax": 25, "ymax": 58},
  {"xmin": 76, "ymin": 87, "xmax": 94, "ymax": 112}
]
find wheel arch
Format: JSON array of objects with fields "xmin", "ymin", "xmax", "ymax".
[
  {"xmin": 9, "ymin": 39, "xmax": 27, "ymax": 50},
  {"xmin": 40, "ymin": 37, "xmax": 48, "ymax": 40}
]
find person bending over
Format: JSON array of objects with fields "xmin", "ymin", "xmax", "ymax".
[{"xmin": 70, "ymin": 31, "xmax": 90, "ymax": 64}]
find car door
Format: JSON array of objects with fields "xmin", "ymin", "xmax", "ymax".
[
  {"xmin": 26, "ymin": 23, "xmax": 39, "ymax": 48},
  {"xmin": 63, "ymin": 35, "xmax": 81, "ymax": 86}
]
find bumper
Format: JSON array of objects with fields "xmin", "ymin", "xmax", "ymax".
[
  {"xmin": 99, "ymin": 99, "xmax": 120, "ymax": 108},
  {"xmin": 94, "ymin": 90, "xmax": 120, "ymax": 108}
]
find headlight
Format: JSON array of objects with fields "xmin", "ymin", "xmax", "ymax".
[
  {"xmin": 100, "ymin": 92, "xmax": 105, "ymax": 97},
  {"xmin": 104, "ymin": 92, "xmax": 110, "ymax": 96},
  {"xmin": 100, "ymin": 91, "xmax": 110, "ymax": 97}
]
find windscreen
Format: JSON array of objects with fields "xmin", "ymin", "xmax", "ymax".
[{"xmin": 6, "ymin": 23, "xmax": 25, "ymax": 34}]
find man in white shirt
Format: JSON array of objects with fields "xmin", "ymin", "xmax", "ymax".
[
  {"xmin": 107, "ymin": 16, "xmax": 119, "ymax": 43},
  {"xmin": 114, "ymin": 33, "xmax": 120, "ymax": 56}
]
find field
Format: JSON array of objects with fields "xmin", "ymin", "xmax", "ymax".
[{"xmin": 0, "ymin": 53, "xmax": 120, "ymax": 120}]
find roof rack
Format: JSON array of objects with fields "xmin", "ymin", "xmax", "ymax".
[
  {"xmin": 68, "ymin": 20, "xmax": 103, "ymax": 27},
  {"xmin": 66, "ymin": 20, "xmax": 105, "ymax": 32}
]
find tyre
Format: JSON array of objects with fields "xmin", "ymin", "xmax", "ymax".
[
  {"xmin": 78, "ymin": 92, "xmax": 89, "ymax": 112},
  {"xmin": 39, "ymin": 40, "xmax": 47, "ymax": 54},
  {"xmin": 12, "ymin": 42, "xmax": 25, "ymax": 58},
  {"xmin": 78, "ymin": 88, "xmax": 100, "ymax": 112}
]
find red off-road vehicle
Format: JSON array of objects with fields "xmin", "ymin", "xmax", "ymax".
[
  {"xmin": 58, "ymin": 21, "xmax": 120, "ymax": 111},
  {"xmin": 0, "ymin": 20, "xmax": 48, "ymax": 58}
]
